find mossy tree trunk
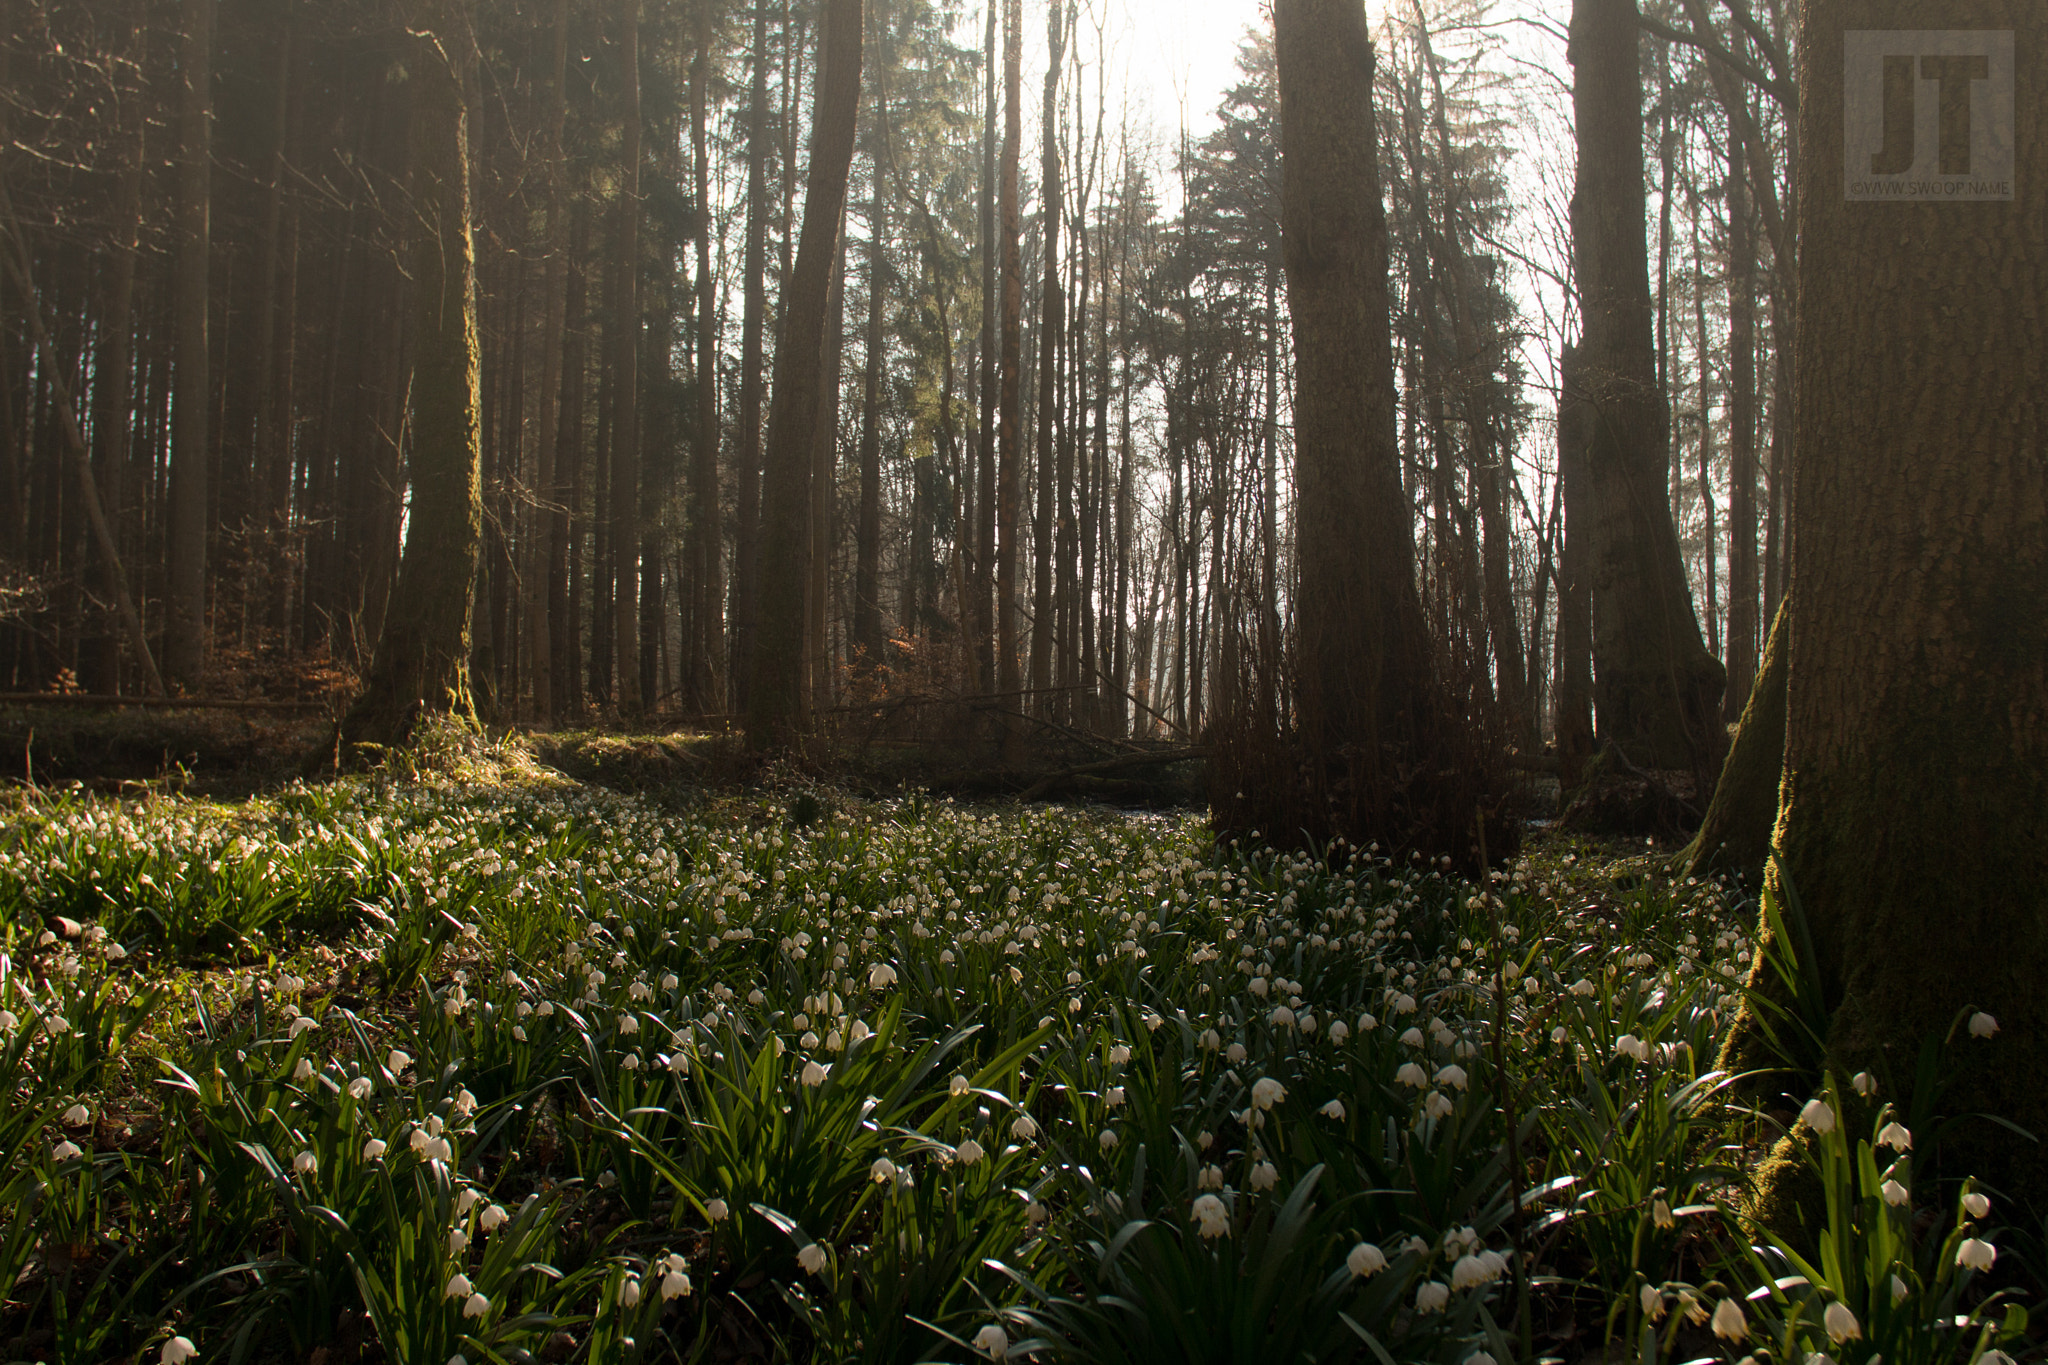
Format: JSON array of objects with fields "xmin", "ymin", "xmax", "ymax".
[
  {"xmin": 1738, "ymin": 0, "xmax": 2048, "ymax": 1214},
  {"xmin": 333, "ymin": 0, "xmax": 482, "ymax": 758},
  {"xmin": 745, "ymin": 0, "xmax": 864, "ymax": 750},
  {"xmin": 1568, "ymin": 0, "xmax": 1724, "ymax": 774},
  {"xmin": 1682, "ymin": 597, "xmax": 1785, "ymax": 881}
]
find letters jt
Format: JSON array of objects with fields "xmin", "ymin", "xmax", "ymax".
[{"xmin": 1872, "ymin": 53, "xmax": 1991, "ymax": 175}]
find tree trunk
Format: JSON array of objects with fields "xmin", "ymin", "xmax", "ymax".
[
  {"xmin": 1555, "ymin": 342, "xmax": 1594, "ymax": 791},
  {"xmin": 1740, "ymin": 0, "xmax": 2048, "ymax": 1216},
  {"xmin": 1568, "ymin": 0, "xmax": 1724, "ymax": 772},
  {"xmin": 1724, "ymin": 122, "xmax": 1759, "ymax": 719},
  {"xmin": 165, "ymin": 0, "xmax": 213, "ymax": 690},
  {"xmin": 688, "ymin": 17, "xmax": 724, "ymax": 713},
  {"xmin": 531, "ymin": 0, "xmax": 569, "ymax": 723},
  {"xmin": 729, "ymin": 0, "xmax": 771, "ymax": 710},
  {"xmin": 1682, "ymin": 596, "xmax": 1784, "ymax": 880},
  {"xmin": 974, "ymin": 0, "xmax": 999, "ymax": 694},
  {"xmin": 853, "ymin": 6, "xmax": 888, "ymax": 676},
  {"xmin": 611, "ymin": 0, "xmax": 642, "ymax": 714},
  {"xmin": 334, "ymin": 0, "xmax": 483, "ymax": 757},
  {"xmin": 1027, "ymin": 0, "xmax": 1063, "ymax": 716},
  {"xmin": 1262, "ymin": 0, "xmax": 1455, "ymax": 853},
  {"xmin": 995, "ymin": 0, "xmax": 1024, "ymax": 753},
  {"xmin": 746, "ymin": 0, "xmax": 864, "ymax": 750}
]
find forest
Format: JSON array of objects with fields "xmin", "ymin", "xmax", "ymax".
[{"xmin": 0, "ymin": 0, "xmax": 2042, "ymax": 1360}]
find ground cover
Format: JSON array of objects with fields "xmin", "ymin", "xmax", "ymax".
[{"xmin": 0, "ymin": 764, "xmax": 2026, "ymax": 1364}]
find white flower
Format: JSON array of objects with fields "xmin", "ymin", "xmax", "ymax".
[
  {"xmin": 706, "ymin": 1197, "xmax": 730, "ymax": 1221},
  {"xmin": 462, "ymin": 1291, "xmax": 489, "ymax": 1319},
  {"xmin": 349, "ymin": 1077, "xmax": 374, "ymax": 1100},
  {"xmin": 973, "ymin": 1324, "xmax": 1009, "ymax": 1360},
  {"xmin": 1652, "ymin": 1196, "xmax": 1674, "ymax": 1229},
  {"xmin": 1435, "ymin": 1064, "xmax": 1468, "ymax": 1091},
  {"xmin": 617, "ymin": 1014, "xmax": 640, "ymax": 1036},
  {"xmin": 1807, "ymin": 1352, "xmax": 1836, "ymax": 1365},
  {"xmin": 1192, "ymin": 1192, "xmax": 1229, "ymax": 1239},
  {"xmin": 661, "ymin": 1268, "xmax": 692, "ymax": 1299},
  {"xmin": 618, "ymin": 1275, "xmax": 642, "ymax": 1307},
  {"xmin": 1963, "ymin": 1190, "xmax": 1991, "ymax": 1218},
  {"xmin": 1320, "ymin": 1099, "xmax": 1345, "ymax": 1120},
  {"xmin": 1958, "ymin": 1237, "xmax": 1997, "ymax": 1271},
  {"xmin": 387, "ymin": 1049, "xmax": 412, "ymax": 1074},
  {"xmin": 1711, "ymin": 1298, "xmax": 1748, "ymax": 1341},
  {"xmin": 956, "ymin": 1138, "xmax": 986, "ymax": 1166},
  {"xmin": 1400, "ymin": 1027, "xmax": 1426, "ymax": 1048},
  {"xmin": 797, "ymin": 1242, "xmax": 828, "ymax": 1275},
  {"xmin": 1852, "ymin": 1071, "xmax": 1877, "ymax": 1096},
  {"xmin": 869, "ymin": 962, "xmax": 898, "ymax": 989},
  {"xmin": 1799, "ymin": 1098, "xmax": 1837, "ymax": 1134},
  {"xmin": 1198, "ymin": 1163, "xmax": 1225, "ymax": 1189},
  {"xmin": 1450, "ymin": 1254, "xmax": 1491, "ymax": 1290},
  {"xmin": 293, "ymin": 1150, "xmax": 318, "ymax": 1175},
  {"xmin": 1415, "ymin": 1281, "xmax": 1450, "ymax": 1313},
  {"xmin": 1968, "ymin": 1012, "xmax": 1998, "ymax": 1038},
  {"xmin": 1395, "ymin": 1062, "xmax": 1428, "ymax": 1088},
  {"xmin": 448, "ymin": 1227, "xmax": 470, "ymax": 1254},
  {"xmin": 1109, "ymin": 1044, "xmax": 1132, "ymax": 1065},
  {"xmin": 1425, "ymin": 1092, "xmax": 1456, "ymax": 1119},
  {"xmin": 950, "ymin": 1073, "xmax": 972, "ymax": 1097},
  {"xmin": 1011, "ymin": 1113, "xmax": 1039, "ymax": 1140},
  {"xmin": 1347, "ymin": 1242, "xmax": 1387, "ymax": 1277},
  {"xmin": 62, "ymin": 1104, "xmax": 90, "ymax": 1127},
  {"xmin": 871, "ymin": 1157, "xmax": 898, "ymax": 1184},
  {"xmin": 1642, "ymin": 1285, "xmax": 1666, "ymax": 1321},
  {"xmin": 479, "ymin": 1203, "xmax": 508, "ymax": 1231},
  {"xmin": 1251, "ymin": 1077, "xmax": 1286, "ymax": 1110},
  {"xmin": 52, "ymin": 1140, "xmax": 82, "ymax": 1162},
  {"xmin": 445, "ymin": 1272, "xmax": 474, "ymax": 1299},
  {"xmin": 1248, "ymin": 977, "xmax": 1270, "ymax": 998},
  {"xmin": 1269, "ymin": 1005, "xmax": 1296, "ymax": 1028},
  {"xmin": 1614, "ymin": 1034, "xmax": 1649, "ymax": 1062},
  {"xmin": 160, "ymin": 1337, "xmax": 199, "ymax": 1364},
  {"xmin": 1328, "ymin": 1020, "xmax": 1350, "ymax": 1044},
  {"xmin": 1099, "ymin": 1129, "xmax": 1119, "ymax": 1150},
  {"xmin": 1249, "ymin": 1160, "xmax": 1278, "ymax": 1191},
  {"xmin": 1876, "ymin": 1121, "xmax": 1912, "ymax": 1151},
  {"xmin": 1199, "ymin": 1028, "xmax": 1221, "ymax": 1051},
  {"xmin": 1881, "ymin": 1179, "xmax": 1909, "ymax": 1206},
  {"xmin": 362, "ymin": 1138, "xmax": 388, "ymax": 1160},
  {"xmin": 1105, "ymin": 1086, "xmax": 1126, "ymax": 1109},
  {"xmin": 293, "ymin": 1058, "xmax": 315, "ymax": 1081},
  {"xmin": 290, "ymin": 1015, "xmax": 319, "ymax": 1038},
  {"xmin": 1892, "ymin": 1273, "xmax": 1909, "ymax": 1304},
  {"xmin": 801, "ymin": 1060, "xmax": 829, "ymax": 1086},
  {"xmin": 1823, "ymin": 1302, "xmax": 1861, "ymax": 1344},
  {"xmin": 1226, "ymin": 1042, "xmax": 1247, "ymax": 1064}
]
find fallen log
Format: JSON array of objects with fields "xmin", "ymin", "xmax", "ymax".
[{"xmin": 1018, "ymin": 747, "xmax": 1208, "ymax": 800}]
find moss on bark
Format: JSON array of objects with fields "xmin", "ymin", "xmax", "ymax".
[{"xmin": 1680, "ymin": 599, "xmax": 1787, "ymax": 882}]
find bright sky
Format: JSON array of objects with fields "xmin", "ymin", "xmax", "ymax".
[{"xmin": 1105, "ymin": 0, "xmax": 1272, "ymax": 140}]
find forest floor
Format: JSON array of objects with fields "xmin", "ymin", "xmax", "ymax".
[{"xmin": 0, "ymin": 722, "xmax": 2030, "ymax": 1364}]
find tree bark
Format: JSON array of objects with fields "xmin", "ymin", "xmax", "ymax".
[
  {"xmin": 530, "ymin": 0, "xmax": 569, "ymax": 723},
  {"xmin": 165, "ymin": 0, "xmax": 213, "ymax": 690},
  {"xmin": 610, "ymin": 0, "xmax": 642, "ymax": 714},
  {"xmin": 729, "ymin": 0, "xmax": 772, "ymax": 710},
  {"xmin": 334, "ymin": 0, "xmax": 483, "ymax": 757},
  {"xmin": 688, "ymin": 16, "xmax": 724, "ymax": 713},
  {"xmin": 1568, "ymin": 0, "xmax": 1724, "ymax": 772},
  {"xmin": 1739, "ymin": 0, "xmax": 2048, "ymax": 1216},
  {"xmin": 1028, "ymin": 0, "xmax": 1063, "ymax": 713},
  {"xmin": 1264, "ymin": 0, "xmax": 1453, "ymax": 851},
  {"xmin": 995, "ymin": 0, "xmax": 1023, "ymax": 753},
  {"xmin": 746, "ymin": 0, "xmax": 864, "ymax": 749},
  {"xmin": 1682, "ymin": 596, "xmax": 1784, "ymax": 880},
  {"xmin": 1723, "ymin": 121, "xmax": 1759, "ymax": 719}
]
